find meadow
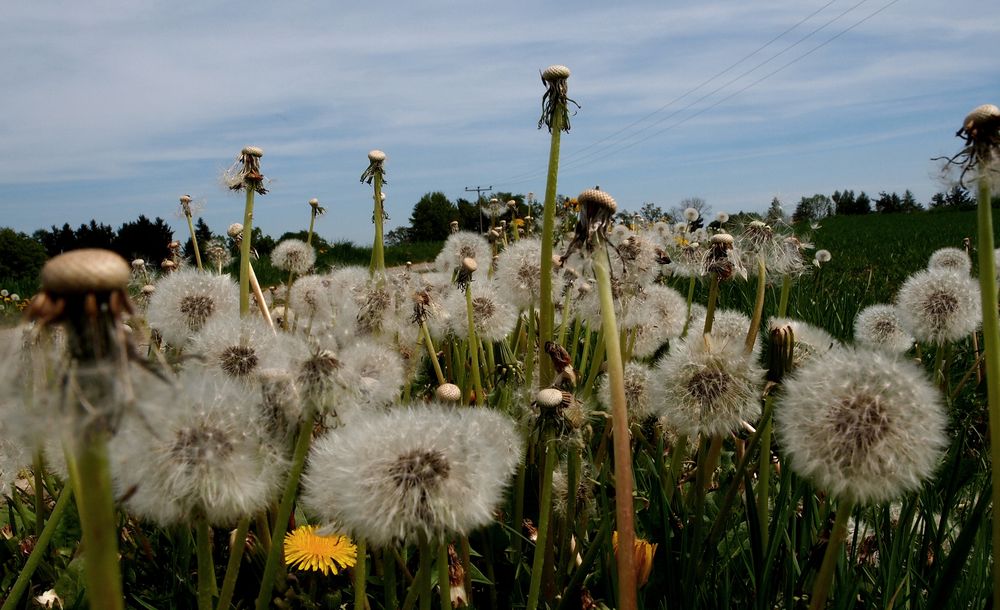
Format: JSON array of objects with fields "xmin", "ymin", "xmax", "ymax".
[{"xmin": 1, "ymin": 90, "xmax": 999, "ymax": 610}]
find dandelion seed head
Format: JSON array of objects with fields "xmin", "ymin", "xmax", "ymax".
[
  {"xmin": 626, "ymin": 284, "xmax": 687, "ymax": 358},
  {"xmin": 113, "ymin": 371, "xmax": 286, "ymax": 526},
  {"xmin": 854, "ymin": 304, "xmax": 913, "ymax": 353},
  {"xmin": 290, "ymin": 274, "xmax": 334, "ymax": 324},
  {"xmin": 302, "ymin": 405, "xmax": 523, "ymax": 546},
  {"xmin": 598, "ymin": 362, "xmax": 655, "ymax": 424},
  {"xmin": 927, "ymin": 247, "xmax": 971, "ymax": 275},
  {"xmin": 651, "ymin": 337, "xmax": 763, "ymax": 437},
  {"xmin": 896, "ymin": 268, "xmax": 981, "ymax": 344},
  {"xmin": 684, "ymin": 208, "xmax": 700, "ymax": 222},
  {"xmin": 445, "ymin": 281, "xmax": 518, "ymax": 342},
  {"xmin": 776, "ymin": 346, "xmax": 947, "ymax": 503},
  {"xmin": 147, "ymin": 269, "xmax": 238, "ymax": 347},
  {"xmin": 436, "ymin": 232, "xmax": 491, "ymax": 272},
  {"xmin": 689, "ymin": 309, "xmax": 759, "ymax": 356},
  {"xmin": 271, "ymin": 239, "xmax": 316, "ymax": 275},
  {"xmin": 494, "ymin": 238, "xmax": 551, "ymax": 309}
]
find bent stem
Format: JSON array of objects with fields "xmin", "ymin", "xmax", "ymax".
[
  {"xmin": 254, "ymin": 410, "xmax": 315, "ymax": 610},
  {"xmin": 593, "ymin": 243, "xmax": 638, "ymax": 610},
  {"xmin": 538, "ymin": 108, "xmax": 565, "ymax": 386},
  {"xmin": 809, "ymin": 498, "xmax": 854, "ymax": 610},
  {"xmin": 1, "ymin": 484, "xmax": 74, "ymax": 610},
  {"xmin": 186, "ymin": 212, "xmax": 204, "ymax": 271},
  {"xmin": 70, "ymin": 436, "xmax": 124, "ymax": 610},
  {"xmin": 974, "ymin": 173, "xmax": 1000, "ymax": 610}
]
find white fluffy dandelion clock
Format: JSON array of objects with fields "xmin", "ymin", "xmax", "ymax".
[
  {"xmin": 895, "ymin": 268, "xmax": 981, "ymax": 345},
  {"xmin": 146, "ymin": 269, "xmax": 238, "ymax": 347},
  {"xmin": 302, "ymin": 405, "xmax": 523, "ymax": 546},
  {"xmin": 112, "ymin": 371, "xmax": 287, "ymax": 526},
  {"xmin": 187, "ymin": 316, "xmax": 282, "ymax": 384},
  {"xmin": 927, "ymin": 247, "xmax": 971, "ymax": 275},
  {"xmin": 271, "ymin": 239, "xmax": 316, "ymax": 275},
  {"xmin": 597, "ymin": 362, "xmax": 656, "ymax": 425},
  {"xmin": 650, "ymin": 336, "xmax": 764, "ymax": 438},
  {"xmin": 775, "ymin": 346, "xmax": 948, "ymax": 504},
  {"xmin": 854, "ymin": 304, "xmax": 914, "ymax": 353}
]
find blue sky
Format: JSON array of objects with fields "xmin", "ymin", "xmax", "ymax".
[{"xmin": 1, "ymin": 0, "xmax": 998, "ymax": 244}]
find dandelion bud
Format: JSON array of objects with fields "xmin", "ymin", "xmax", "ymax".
[{"xmin": 435, "ymin": 383, "xmax": 463, "ymax": 403}]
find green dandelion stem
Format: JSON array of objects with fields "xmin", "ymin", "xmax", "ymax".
[
  {"xmin": 511, "ymin": 457, "xmax": 527, "ymax": 574},
  {"xmin": 196, "ymin": 517, "xmax": 215, "ymax": 610},
  {"xmin": 538, "ymin": 107, "xmax": 565, "ymax": 387},
  {"xmin": 777, "ymin": 274, "xmax": 792, "ymax": 318},
  {"xmin": 70, "ymin": 436, "xmax": 124, "ymax": 610},
  {"xmin": 421, "ymin": 321, "xmax": 446, "ymax": 385},
  {"xmin": 525, "ymin": 308, "xmax": 537, "ymax": 392},
  {"xmin": 186, "ymin": 212, "xmax": 204, "ymax": 271},
  {"xmin": 703, "ymin": 273, "xmax": 721, "ymax": 335},
  {"xmin": 1, "ymin": 483, "xmax": 73, "ymax": 610},
  {"xmin": 561, "ymin": 445, "xmax": 582, "ymax": 577},
  {"xmin": 557, "ymin": 288, "xmax": 573, "ymax": 347},
  {"xmin": 459, "ymin": 535, "xmax": 473, "ymax": 607},
  {"xmin": 664, "ymin": 434, "xmax": 688, "ymax": 505},
  {"xmin": 355, "ymin": 539, "xmax": 368, "ymax": 610},
  {"xmin": 755, "ymin": 394, "xmax": 776, "ymax": 549},
  {"xmin": 682, "ymin": 276, "xmax": 697, "ymax": 337},
  {"xmin": 216, "ymin": 516, "xmax": 250, "ymax": 610},
  {"xmin": 383, "ymin": 550, "xmax": 398, "ymax": 610},
  {"xmin": 465, "ymin": 284, "xmax": 485, "ymax": 405},
  {"xmin": 808, "ymin": 497, "xmax": 854, "ymax": 610},
  {"xmin": 593, "ymin": 243, "xmax": 638, "ymax": 610},
  {"xmin": 438, "ymin": 541, "xmax": 451, "ymax": 610},
  {"xmin": 974, "ymin": 173, "xmax": 1000, "ymax": 610},
  {"xmin": 255, "ymin": 410, "xmax": 315, "ymax": 610},
  {"xmin": 33, "ymin": 452, "xmax": 45, "ymax": 536},
  {"xmin": 418, "ymin": 534, "xmax": 433, "ymax": 610},
  {"xmin": 239, "ymin": 189, "xmax": 256, "ymax": 317},
  {"xmin": 580, "ymin": 329, "xmax": 606, "ymax": 403},
  {"xmin": 526, "ymin": 427, "xmax": 557, "ymax": 610},
  {"xmin": 306, "ymin": 208, "xmax": 317, "ymax": 247},
  {"xmin": 745, "ymin": 256, "xmax": 767, "ymax": 354},
  {"xmin": 370, "ymin": 173, "xmax": 386, "ymax": 279}
]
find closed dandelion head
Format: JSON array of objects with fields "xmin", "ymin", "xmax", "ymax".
[
  {"xmin": 302, "ymin": 405, "xmax": 523, "ymax": 546},
  {"xmin": 146, "ymin": 269, "xmax": 238, "ymax": 347},
  {"xmin": 896, "ymin": 268, "xmax": 981, "ymax": 345},
  {"xmin": 651, "ymin": 337, "xmax": 764, "ymax": 438},
  {"xmin": 284, "ymin": 525, "xmax": 357, "ymax": 576},
  {"xmin": 768, "ymin": 317, "xmax": 839, "ymax": 369},
  {"xmin": 927, "ymin": 247, "xmax": 971, "ymax": 275},
  {"xmin": 776, "ymin": 346, "xmax": 948, "ymax": 504},
  {"xmin": 854, "ymin": 304, "xmax": 914, "ymax": 353},
  {"xmin": 272, "ymin": 239, "xmax": 316, "ymax": 275},
  {"xmin": 113, "ymin": 371, "xmax": 287, "ymax": 526}
]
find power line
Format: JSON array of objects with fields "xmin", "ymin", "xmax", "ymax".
[
  {"xmin": 499, "ymin": 0, "xmax": 901, "ymax": 187},
  {"xmin": 496, "ymin": 0, "xmax": 847, "ymax": 185},
  {"xmin": 464, "ymin": 185, "xmax": 493, "ymax": 233}
]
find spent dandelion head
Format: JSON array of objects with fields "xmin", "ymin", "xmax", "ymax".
[
  {"xmin": 937, "ymin": 104, "xmax": 1000, "ymax": 186},
  {"xmin": 776, "ymin": 346, "xmax": 948, "ymax": 504},
  {"xmin": 813, "ymin": 249, "xmax": 832, "ymax": 268},
  {"xmin": 703, "ymin": 233, "xmax": 747, "ymax": 281},
  {"xmin": 559, "ymin": 188, "xmax": 617, "ymax": 263},
  {"xmin": 224, "ymin": 146, "xmax": 267, "ymax": 195},
  {"xmin": 302, "ymin": 405, "xmax": 523, "ymax": 546},
  {"xmin": 308, "ymin": 197, "xmax": 327, "ymax": 215},
  {"xmin": 360, "ymin": 149, "xmax": 387, "ymax": 185},
  {"xmin": 284, "ymin": 525, "xmax": 357, "ymax": 576},
  {"xmin": 538, "ymin": 64, "xmax": 579, "ymax": 132}
]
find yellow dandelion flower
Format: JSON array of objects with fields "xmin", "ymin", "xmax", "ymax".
[
  {"xmin": 674, "ymin": 235, "xmax": 690, "ymax": 248},
  {"xmin": 284, "ymin": 525, "xmax": 357, "ymax": 576},
  {"xmin": 613, "ymin": 531, "xmax": 658, "ymax": 587}
]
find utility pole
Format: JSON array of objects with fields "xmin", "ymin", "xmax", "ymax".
[{"xmin": 465, "ymin": 185, "xmax": 493, "ymax": 234}]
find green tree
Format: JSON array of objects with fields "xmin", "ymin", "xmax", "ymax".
[
  {"xmin": 639, "ymin": 202, "xmax": 666, "ymax": 223},
  {"xmin": 875, "ymin": 191, "xmax": 903, "ymax": 214},
  {"xmin": 0, "ymin": 227, "xmax": 47, "ymax": 283},
  {"xmin": 409, "ymin": 192, "xmax": 458, "ymax": 241},
  {"xmin": 765, "ymin": 197, "xmax": 786, "ymax": 224},
  {"xmin": 792, "ymin": 194, "xmax": 832, "ymax": 223},
  {"xmin": 183, "ymin": 217, "xmax": 214, "ymax": 261},
  {"xmin": 113, "ymin": 215, "xmax": 174, "ymax": 263}
]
